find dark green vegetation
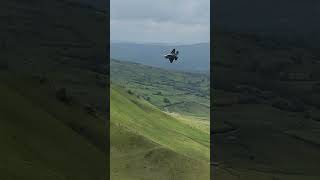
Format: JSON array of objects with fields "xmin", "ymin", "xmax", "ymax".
[
  {"xmin": 110, "ymin": 59, "xmax": 210, "ymax": 179},
  {"xmin": 110, "ymin": 85, "xmax": 210, "ymax": 180},
  {"xmin": 212, "ymin": 31, "xmax": 320, "ymax": 180},
  {"xmin": 0, "ymin": 0, "xmax": 107, "ymax": 179},
  {"xmin": 111, "ymin": 59, "xmax": 210, "ymax": 119}
]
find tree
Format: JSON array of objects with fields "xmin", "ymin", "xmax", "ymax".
[
  {"xmin": 163, "ymin": 97, "xmax": 170, "ymax": 104},
  {"xmin": 127, "ymin": 89, "xmax": 134, "ymax": 95}
]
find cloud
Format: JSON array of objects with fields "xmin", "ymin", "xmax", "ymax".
[{"xmin": 110, "ymin": 0, "xmax": 210, "ymax": 44}]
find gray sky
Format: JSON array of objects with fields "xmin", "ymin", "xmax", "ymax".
[{"xmin": 111, "ymin": 0, "xmax": 210, "ymax": 44}]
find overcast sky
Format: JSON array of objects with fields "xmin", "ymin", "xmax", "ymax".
[{"xmin": 111, "ymin": 0, "xmax": 210, "ymax": 44}]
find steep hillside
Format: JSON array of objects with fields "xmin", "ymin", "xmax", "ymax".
[{"xmin": 111, "ymin": 85, "xmax": 210, "ymax": 180}]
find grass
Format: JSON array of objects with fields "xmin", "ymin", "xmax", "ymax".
[
  {"xmin": 166, "ymin": 112, "xmax": 210, "ymax": 133},
  {"xmin": 111, "ymin": 84, "xmax": 210, "ymax": 180}
]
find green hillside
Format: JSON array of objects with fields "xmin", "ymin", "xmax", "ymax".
[
  {"xmin": 111, "ymin": 84, "xmax": 210, "ymax": 180},
  {"xmin": 111, "ymin": 59, "xmax": 210, "ymax": 119},
  {"xmin": 0, "ymin": 72, "xmax": 106, "ymax": 180}
]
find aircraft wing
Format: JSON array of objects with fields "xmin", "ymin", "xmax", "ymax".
[{"xmin": 171, "ymin": 49, "xmax": 176, "ymax": 54}]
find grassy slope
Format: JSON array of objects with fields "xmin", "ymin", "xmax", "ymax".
[
  {"xmin": 0, "ymin": 72, "xmax": 106, "ymax": 180},
  {"xmin": 111, "ymin": 85, "xmax": 210, "ymax": 180}
]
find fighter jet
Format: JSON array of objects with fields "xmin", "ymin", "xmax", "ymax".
[{"xmin": 164, "ymin": 49, "xmax": 179, "ymax": 63}]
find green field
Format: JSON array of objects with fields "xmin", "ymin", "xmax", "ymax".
[{"xmin": 111, "ymin": 59, "xmax": 210, "ymax": 119}]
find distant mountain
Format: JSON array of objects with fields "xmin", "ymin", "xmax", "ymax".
[{"xmin": 110, "ymin": 42, "xmax": 210, "ymax": 72}]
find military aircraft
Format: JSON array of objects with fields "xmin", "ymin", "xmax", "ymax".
[{"xmin": 164, "ymin": 49, "xmax": 179, "ymax": 63}]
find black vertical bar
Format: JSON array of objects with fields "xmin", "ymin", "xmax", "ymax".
[{"xmin": 106, "ymin": 0, "xmax": 110, "ymax": 179}]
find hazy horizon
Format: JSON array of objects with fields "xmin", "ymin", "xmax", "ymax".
[{"xmin": 111, "ymin": 40, "xmax": 210, "ymax": 46}]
